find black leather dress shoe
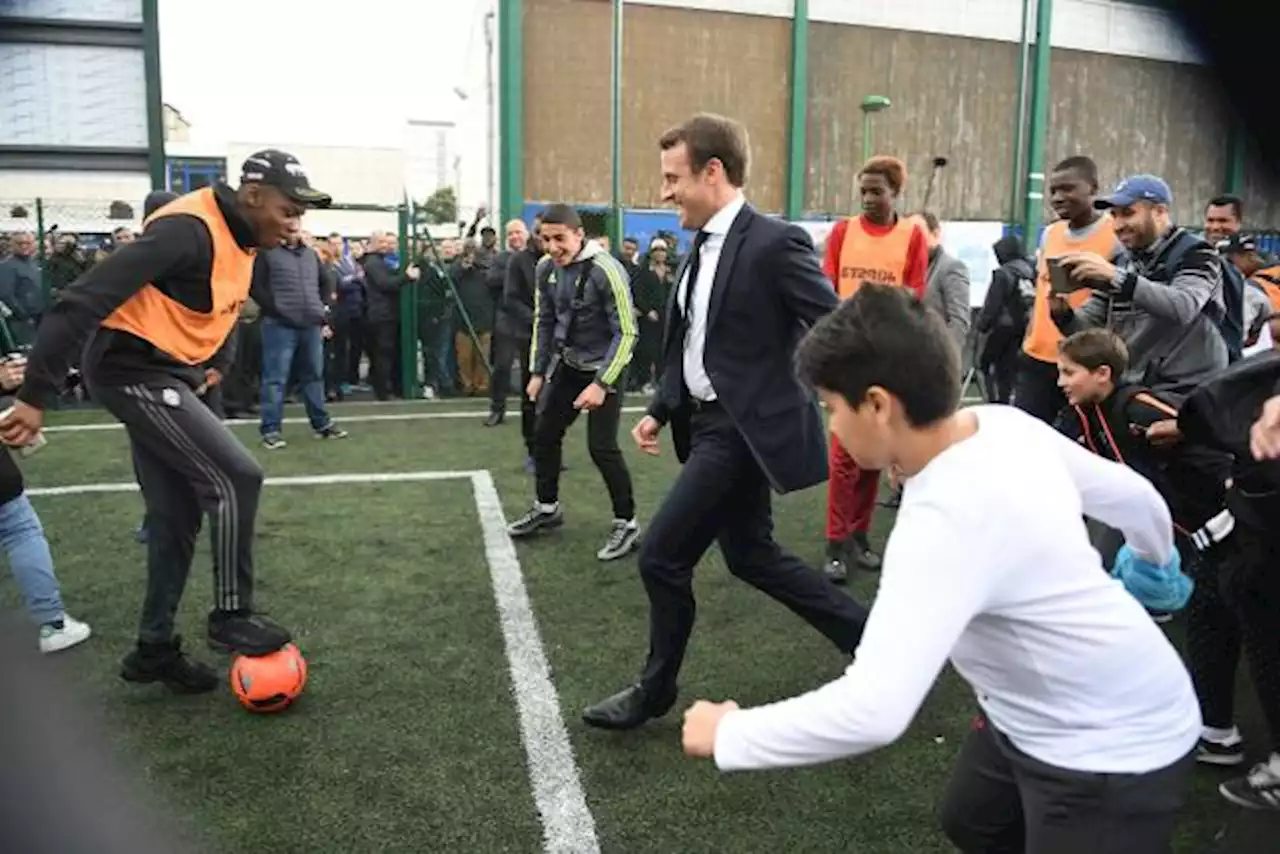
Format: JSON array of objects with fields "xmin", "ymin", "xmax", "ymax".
[{"xmin": 582, "ymin": 683, "xmax": 677, "ymax": 730}]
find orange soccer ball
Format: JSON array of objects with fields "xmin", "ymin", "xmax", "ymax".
[{"xmin": 229, "ymin": 643, "xmax": 308, "ymax": 713}]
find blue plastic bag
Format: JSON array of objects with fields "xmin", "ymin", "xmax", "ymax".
[{"xmin": 1111, "ymin": 544, "xmax": 1194, "ymax": 612}]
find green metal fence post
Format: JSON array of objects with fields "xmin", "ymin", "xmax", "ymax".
[
  {"xmin": 397, "ymin": 203, "xmax": 419, "ymax": 400},
  {"xmin": 141, "ymin": 0, "xmax": 166, "ymax": 191},
  {"xmin": 785, "ymin": 0, "xmax": 809, "ymax": 220},
  {"xmin": 1225, "ymin": 118, "xmax": 1246, "ymax": 195},
  {"xmin": 609, "ymin": 0, "xmax": 624, "ymax": 247},
  {"xmin": 498, "ymin": 0, "xmax": 525, "ymax": 225},
  {"xmin": 35, "ymin": 198, "xmax": 48, "ymax": 299},
  {"xmin": 1020, "ymin": 0, "xmax": 1054, "ymax": 244},
  {"xmin": 1008, "ymin": 0, "xmax": 1032, "ymax": 224}
]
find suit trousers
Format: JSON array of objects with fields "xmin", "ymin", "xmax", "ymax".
[
  {"xmin": 826, "ymin": 438, "xmax": 880, "ymax": 542},
  {"xmin": 94, "ymin": 382, "xmax": 264, "ymax": 644},
  {"xmin": 638, "ymin": 404, "xmax": 869, "ymax": 693},
  {"xmin": 940, "ymin": 715, "xmax": 1193, "ymax": 854}
]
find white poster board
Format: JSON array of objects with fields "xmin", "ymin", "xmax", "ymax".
[{"xmin": 939, "ymin": 220, "xmax": 1006, "ymax": 308}]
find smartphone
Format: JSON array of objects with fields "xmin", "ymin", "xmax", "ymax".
[
  {"xmin": 1048, "ymin": 257, "xmax": 1088, "ymax": 294},
  {"xmin": 0, "ymin": 405, "xmax": 45, "ymax": 457}
]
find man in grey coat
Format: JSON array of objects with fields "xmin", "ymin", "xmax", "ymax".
[
  {"xmin": 1051, "ymin": 175, "xmax": 1227, "ymax": 395},
  {"xmin": 918, "ymin": 212, "xmax": 972, "ymax": 355}
]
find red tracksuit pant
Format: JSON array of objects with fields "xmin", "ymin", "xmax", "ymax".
[{"xmin": 827, "ymin": 437, "xmax": 879, "ymax": 542}]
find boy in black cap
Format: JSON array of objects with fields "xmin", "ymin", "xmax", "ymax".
[{"xmin": 0, "ymin": 149, "xmax": 331, "ymax": 693}]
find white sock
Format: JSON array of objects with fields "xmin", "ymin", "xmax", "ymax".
[
  {"xmin": 1268, "ymin": 753, "xmax": 1280, "ymax": 776},
  {"xmin": 1203, "ymin": 725, "xmax": 1241, "ymax": 744},
  {"xmin": 615, "ymin": 518, "xmax": 636, "ymax": 528},
  {"xmin": 537, "ymin": 501, "xmax": 559, "ymax": 513}
]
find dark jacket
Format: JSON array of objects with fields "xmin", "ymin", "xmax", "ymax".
[
  {"xmin": 333, "ymin": 253, "xmax": 364, "ymax": 320},
  {"xmin": 360, "ymin": 252, "xmax": 408, "ymax": 324},
  {"xmin": 1054, "ymin": 227, "xmax": 1227, "ymax": 393},
  {"xmin": 1055, "ymin": 384, "xmax": 1230, "ymax": 533},
  {"xmin": 251, "ymin": 244, "xmax": 327, "ymax": 328},
  {"xmin": 451, "ymin": 259, "xmax": 493, "ymax": 335},
  {"xmin": 17, "ymin": 183, "xmax": 256, "ymax": 410},
  {"xmin": 648, "ymin": 204, "xmax": 838, "ymax": 494},
  {"xmin": 498, "ymin": 246, "xmax": 539, "ymax": 339},
  {"xmin": 531, "ymin": 240, "xmax": 636, "ymax": 388}
]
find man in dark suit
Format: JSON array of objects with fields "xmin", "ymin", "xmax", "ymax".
[{"xmin": 583, "ymin": 113, "xmax": 871, "ymax": 730}]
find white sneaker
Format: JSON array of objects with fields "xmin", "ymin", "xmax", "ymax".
[{"xmin": 39, "ymin": 615, "xmax": 92, "ymax": 654}]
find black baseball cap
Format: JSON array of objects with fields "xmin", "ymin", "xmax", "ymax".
[
  {"xmin": 239, "ymin": 149, "xmax": 332, "ymax": 208},
  {"xmin": 1219, "ymin": 233, "xmax": 1258, "ymax": 254}
]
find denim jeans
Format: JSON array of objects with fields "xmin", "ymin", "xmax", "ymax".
[
  {"xmin": 259, "ymin": 317, "xmax": 331, "ymax": 436},
  {"xmin": 0, "ymin": 493, "xmax": 64, "ymax": 624}
]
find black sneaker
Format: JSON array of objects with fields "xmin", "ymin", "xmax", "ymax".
[
  {"xmin": 207, "ymin": 610, "xmax": 292, "ymax": 656},
  {"xmin": 120, "ymin": 635, "xmax": 219, "ymax": 693},
  {"xmin": 314, "ymin": 424, "xmax": 348, "ymax": 439},
  {"xmin": 1220, "ymin": 762, "xmax": 1280, "ymax": 811},
  {"xmin": 262, "ymin": 433, "xmax": 287, "ymax": 450},
  {"xmin": 508, "ymin": 504, "xmax": 564, "ymax": 538},
  {"xmin": 852, "ymin": 533, "xmax": 881, "ymax": 572},
  {"xmin": 822, "ymin": 540, "xmax": 850, "ymax": 584},
  {"xmin": 484, "ymin": 412, "xmax": 504, "ymax": 427},
  {"xmin": 1198, "ymin": 736, "xmax": 1246, "ymax": 767},
  {"xmin": 597, "ymin": 520, "xmax": 640, "ymax": 561}
]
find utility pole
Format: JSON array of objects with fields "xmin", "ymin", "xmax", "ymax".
[
  {"xmin": 1020, "ymin": 0, "xmax": 1054, "ymax": 244},
  {"xmin": 484, "ymin": 9, "xmax": 497, "ymax": 222}
]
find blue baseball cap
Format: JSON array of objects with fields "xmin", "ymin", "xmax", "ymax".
[{"xmin": 1094, "ymin": 174, "xmax": 1173, "ymax": 210}]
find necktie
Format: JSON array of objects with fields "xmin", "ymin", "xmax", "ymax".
[{"xmin": 682, "ymin": 230, "xmax": 710, "ymax": 328}]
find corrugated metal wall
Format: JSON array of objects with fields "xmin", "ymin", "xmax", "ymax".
[
  {"xmin": 806, "ymin": 23, "xmax": 1020, "ymax": 221},
  {"xmin": 523, "ymin": 1, "xmax": 1271, "ymax": 227},
  {"xmin": 1046, "ymin": 49, "xmax": 1228, "ymax": 227},
  {"xmin": 620, "ymin": 4, "xmax": 790, "ymax": 212}
]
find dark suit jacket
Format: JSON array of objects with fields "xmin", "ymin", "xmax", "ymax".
[{"xmin": 646, "ymin": 204, "xmax": 838, "ymax": 494}]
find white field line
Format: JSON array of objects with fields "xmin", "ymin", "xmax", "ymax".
[
  {"xmin": 43, "ymin": 396, "xmax": 983, "ymax": 433},
  {"xmin": 29, "ymin": 469, "xmax": 600, "ymax": 854}
]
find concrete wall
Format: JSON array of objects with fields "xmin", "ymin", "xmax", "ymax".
[
  {"xmin": 806, "ymin": 23, "xmax": 1020, "ymax": 221},
  {"xmin": 521, "ymin": 0, "xmax": 1264, "ymax": 227},
  {"xmin": 1046, "ymin": 49, "xmax": 1229, "ymax": 227},
  {"xmin": 524, "ymin": 0, "xmax": 789, "ymax": 212}
]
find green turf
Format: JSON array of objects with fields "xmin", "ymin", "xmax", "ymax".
[{"xmin": 3, "ymin": 401, "xmax": 1269, "ymax": 852}]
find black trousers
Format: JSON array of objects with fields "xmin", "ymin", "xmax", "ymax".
[
  {"xmin": 367, "ymin": 319, "xmax": 397, "ymax": 400},
  {"xmin": 940, "ymin": 716, "xmax": 1194, "ymax": 854},
  {"xmin": 331, "ymin": 313, "xmax": 364, "ymax": 387},
  {"xmin": 637, "ymin": 404, "xmax": 869, "ymax": 693},
  {"xmin": 1013, "ymin": 354, "xmax": 1065, "ymax": 424},
  {"xmin": 490, "ymin": 331, "xmax": 534, "ymax": 454},
  {"xmin": 94, "ymin": 382, "xmax": 264, "ymax": 645},
  {"xmin": 1186, "ymin": 498, "xmax": 1280, "ymax": 752},
  {"xmin": 222, "ymin": 319, "xmax": 261, "ymax": 414},
  {"xmin": 532, "ymin": 365, "xmax": 633, "ymax": 519}
]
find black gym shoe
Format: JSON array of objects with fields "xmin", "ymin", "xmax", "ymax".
[
  {"xmin": 314, "ymin": 424, "xmax": 348, "ymax": 440},
  {"xmin": 1197, "ymin": 735, "xmax": 1246, "ymax": 767},
  {"xmin": 207, "ymin": 609, "xmax": 292, "ymax": 656},
  {"xmin": 597, "ymin": 519, "xmax": 640, "ymax": 561},
  {"xmin": 120, "ymin": 635, "xmax": 219, "ymax": 693},
  {"xmin": 507, "ymin": 503, "xmax": 564, "ymax": 538},
  {"xmin": 1220, "ymin": 761, "xmax": 1280, "ymax": 811},
  {"xmin": 822, "ymin": 540, "xmax": 850, "ymax": 584},
  {"xmin": 852, "ymin": 533, "xmax": 881, "ymax": 572}
]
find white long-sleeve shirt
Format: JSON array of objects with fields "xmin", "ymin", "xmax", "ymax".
[{"xmin": 714, "ymin": 405, "xmax": 1201, "ymax": 775}]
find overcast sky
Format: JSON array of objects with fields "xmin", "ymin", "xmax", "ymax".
[{"xmin": 158, "ymin": 0, "xmax": 494, "ymax": 149}]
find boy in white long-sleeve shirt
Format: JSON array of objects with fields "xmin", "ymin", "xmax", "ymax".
[{"xmin": 681, "ymin": 284, "xmax": 1201, "ymax": 853}]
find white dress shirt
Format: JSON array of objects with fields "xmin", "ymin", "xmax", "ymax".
[
  {"xmin": 714, "ymin": 405, "xmax": 1201, "ymax": 776},
  {"xmin": 676, "ymin": 194, "xmax": 746, "ymax": 402}
]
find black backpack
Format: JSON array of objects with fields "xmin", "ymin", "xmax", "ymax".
[{"xmin": 1179, "ymin": 350, "xmax": 1280, "ymax": 497}]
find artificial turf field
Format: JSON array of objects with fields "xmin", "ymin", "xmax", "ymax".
[{"xmin": 4, "ymin": 396, "xmax": 1276, "ymax": 853}]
